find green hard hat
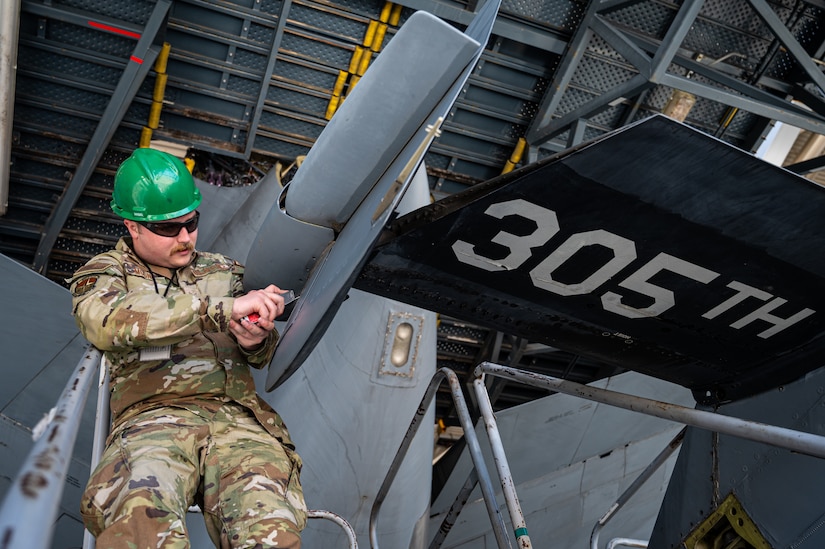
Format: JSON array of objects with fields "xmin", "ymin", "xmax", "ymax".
[{"xmin": 111, "ymin": 148, "xmax": 202, "ymax": 221}]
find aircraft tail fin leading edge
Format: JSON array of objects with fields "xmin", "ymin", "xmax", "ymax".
[
  {"xmin": 355, "ymin": 115, "xmax": 825, "ymax": 405},
  {"xmin": 260, "ymin": 0, "xmax": 502, "ymax": 390},
  {"xmin": 281, "ymin": 11, "xmax": 479, "ymax": 230}
]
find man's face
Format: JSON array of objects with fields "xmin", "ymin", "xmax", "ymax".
[{"xmin": 124, "ymin": 210, "xmax": 199, "ymax": 269}]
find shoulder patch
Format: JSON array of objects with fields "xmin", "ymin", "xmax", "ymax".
[
  {"xmin": 72, "ymin": 275, "xmax": 98, "ymax": 296},
  {"xmin": 123, "ymin": 260, "xmax": 149, "ymax": 277}
]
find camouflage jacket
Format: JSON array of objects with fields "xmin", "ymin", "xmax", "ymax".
[{"xmin": 68, "ymin": 237, "xmax": 295, "ymax": 450}]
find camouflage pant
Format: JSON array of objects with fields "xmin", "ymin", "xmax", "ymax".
[{"xmin": 81, "ymin": 402, "xmax": 306, "ymax": 548}]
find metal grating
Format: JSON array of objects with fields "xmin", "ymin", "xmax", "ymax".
[
  {"xmin": 6, "ymin": 0, "xmax": 154, "ymax": 274},
  {"xmin": 288, "ymin": 1, "xmax": 373, "ymax": 42},
  {"xmin": 280, "ymin": 31, "xmax": 359, "ymax": 69},
  {"xmin": 46, "ymin": 21, "xmax": 137, "ymax": 58},
  {"xmin": 57, "ymin": 0, "xmax": 156, "ymax": 23},
  {"xmin": 606, "ymin": 0, "xmax": 674, "ymax": 39},
  {"xmin": 500, "ymin": 0, "xmax": 585, "ymax": 31}
]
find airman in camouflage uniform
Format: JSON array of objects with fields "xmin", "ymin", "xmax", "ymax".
[{"xmin": 69, "ymin": 148, "xmax": 306, "ymax": 549}]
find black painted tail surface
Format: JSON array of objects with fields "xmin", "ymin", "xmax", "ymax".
[{"xmin": 356, "ymin": 115, "xmax": 825, "ymax": 404}]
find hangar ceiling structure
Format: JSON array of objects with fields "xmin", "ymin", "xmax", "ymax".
[{"xmin": 4, "ymin": 0, "xmax": 825, "ymax": 428}]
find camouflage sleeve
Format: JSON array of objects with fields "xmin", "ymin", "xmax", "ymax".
[
  {"xmin": 231, "ymin": 263, "xmax": 280, "ymax": 368},
  {"xmin": 240, "ymin": 329, "xmax": 280, "ymax": 369},
  {"xmin": 69, "ymin": 254, "xmax": 234, "ymax": 351}
]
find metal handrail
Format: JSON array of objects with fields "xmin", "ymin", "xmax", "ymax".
[
  {"xmin": 429, "ymin": 468, "xmax": 480, "ymax": 549},
  {"xmin": 0, "ymin": 344, "xmax": 102, "ymax": 549},
  {"xmin": 307, "ymin": 509, "xmax": 359, "ymax": 548},
  {"xmin": 607, "ymin": 539, "xmax": 649, "ymax": 549},
  {"xmin": 370, "ymin": 367, "xmax": 512, "ymax": 549},
  {"xmin": 460, "ymin": 362, "xmax": 825, "ymax": 549},
  {"xmin": 590, "ymin": 428, "xmax": 686, "ymax": 549},
  {"xmin": 464, "ymin": 361, "xmax": 825, "ymax": 548},
  {"xmin": 474, "ymin": 362, "xmax": 825, "ymax": 459},
  {"xmin": 472, "ymin": 376, "xmax": 533, "ymax": 548},
  {"xmin": 82, "ymin": 354, "xmax": 111, "ymax": 549}
]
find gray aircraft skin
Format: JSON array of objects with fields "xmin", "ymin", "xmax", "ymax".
[{"xmin": 5, "ymin": 2, "xmax": 825, "ymax": 549}]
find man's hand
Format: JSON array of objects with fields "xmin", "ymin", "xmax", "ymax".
[
  {"xmin": 232, "ymin": 285, "xmax": 287, "ymax": 322},
  {"xmin": 229, "ymin": 285, "xmax": 287, "ymax": 349}
]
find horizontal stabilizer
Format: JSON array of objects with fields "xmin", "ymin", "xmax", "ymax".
[{"xmin": 356, "ymin": 115, "xmax": 825, "ymax": 404}]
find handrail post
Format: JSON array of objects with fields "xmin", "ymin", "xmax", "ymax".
[
  {"xmin": 370, "ymin": 367, "xmax": 512, "ymax": 549},
  {"xmin": 307, "ymin": 510, "xmax": 359, "ymax": 548},
  {"xmin": 429, "ymin": 468, "xmax": 480, "ymax": 549},
  {"xmin": 0, "ymin": 344, "xmax": 101, "ymax": 549},
  {"xmin": 473, "ymin": 374, "xmax": 532, "ymax": 548},
  {"xmin": 607, "ymin": 539, "xmax": 649, "ymax": 549},
  {"xmin": 83, "ymin": 355, "xmax": 111, "ymax": 549},
  {"xmin": 590, "ymin": 428, "xmax": 685, "ymax": 549}
]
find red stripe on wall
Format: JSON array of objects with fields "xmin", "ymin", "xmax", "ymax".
[{"xmin": 88, "ymin": 20, "xmax": 141, "ymax": 39}]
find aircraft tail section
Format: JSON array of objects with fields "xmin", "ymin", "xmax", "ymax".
[
  {"xmin": 356, "ymin": 115, "xmax": 825, "ymax": 405},
  {"xmin": 281, "ymin": 10, "xmax": 480, "ymax": 231},
  {"xmin": 257, "ymin": 0, "xmax": 501, "ymax": 389}
]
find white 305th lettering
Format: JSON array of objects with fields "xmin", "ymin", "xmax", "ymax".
[{"xmin": 451, "ymin": 199, "xmax": 814, "ymax": 338}]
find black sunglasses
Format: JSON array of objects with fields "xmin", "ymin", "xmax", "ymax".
[{"xmin": 138, "ymin": 211, "xmax": 200, "ymax": 237}]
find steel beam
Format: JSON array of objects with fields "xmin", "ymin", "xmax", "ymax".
[
  {"xmin": 749, "ymin": 0, "xmax": 825, "ymax": 95},
  {"xmin": 629, "ymin": 34, "xmax": 825, "ymax": 122},
  {"xmin": 33, "ymin": 0, "xmax": 172, "ymax": 274},
  {"xmin": 392, "ymin": 0, "xmax": 569, "ymax": 53},
  {"xmin": 786, "ymin": 154, "xmax": 825, "ymax": 174},
  {"xmin": 595, "ymin": 0, "xmax": 649, "ymax": 11},
  {"xmin": 567, "ymin": 117, "xmax": 588, "ymax": 147},
  {"xmin": 525, "ymin": 0, "xmax": 598, "ymax": 145},
  {"xmin": 590, "ymin": 15, "xmax": 652, "ymax": 76},
  {"xmin": 527, "ymin": 0, "xmax": 825, "ymax": 150},
  {"xmin": 529, "ymin": 73, "xmax": 652, "ymax": 145},
  {"xmin": 649, "ymin": 0, "xmax": 704, "ymax": 83},
  {"xmin": 245, "ymin": 0, "xmax": 294, "ymax": 157},
  {"xmin": 661, "ymin": 73, "xmax": 825, "ymax": 134},
  {"xmin": 526, "ymin": 0, "xmax": 685, "ymax": 147},
  {"xmin": 792, "ymin": 84, "xmax": 825, "ymax": 117},
  {"xmin": 21, "ymin": 1, "xmax": 143, "ymax": 37}
]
